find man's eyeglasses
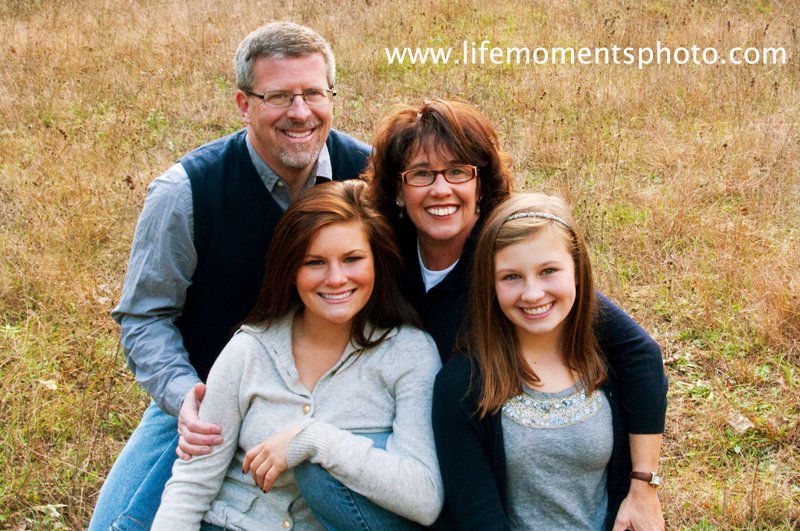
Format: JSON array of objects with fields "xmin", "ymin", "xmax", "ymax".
[
  {"xmin": 243, "ymin": 88, "xmax": 336, "ymax": 108},
  {"xmin": 399, "ymin": 165, "xmax": 478, "ymax": 187}
]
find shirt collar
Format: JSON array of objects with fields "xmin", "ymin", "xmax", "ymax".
[{"xmin": 245, "ymin": 133, "xmax": 333, "ymax": 192}]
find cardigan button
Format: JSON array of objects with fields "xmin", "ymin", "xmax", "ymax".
[
  {"xmin": 282, "ymin": 519, "xmax": 292, "ymax": 528},
  {"xmin": 303, "ymin": 404, "xmax": 311, "ymax": 414}
]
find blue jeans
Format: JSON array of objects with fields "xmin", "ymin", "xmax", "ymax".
[
  {"xmin": 294, "ymin": 432, "xmax": 421, "ymax": 531},
  {"xmin": 89, "ymin": 402, "xmax": 178, "ymax": 531}
]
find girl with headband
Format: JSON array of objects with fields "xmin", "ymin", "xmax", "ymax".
[{"xmin": 432, "ymin": 193, "xmax": 665, "ymax": 530}]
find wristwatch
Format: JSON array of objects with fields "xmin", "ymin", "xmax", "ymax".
[{"xmin": 630, "ymin": 471, "xmax": 663, "ymax": 487}]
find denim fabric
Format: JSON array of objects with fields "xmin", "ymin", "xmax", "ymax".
[
  {"xmin": 89, "ymin": 402, "xmax": 178, "ymax": 531},
  {"xmin": 294, "ymin": 432, "xmax": 422, "ymax": 531}
]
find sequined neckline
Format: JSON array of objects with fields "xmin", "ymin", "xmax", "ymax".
[{"xmin": 502, "ymin": 382, "xmax": 604, "ymax": 429}]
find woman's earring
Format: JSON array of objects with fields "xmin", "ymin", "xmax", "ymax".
[{"xmin": 396, "ymin": 198, "xmax": 405, "ymax": 219}]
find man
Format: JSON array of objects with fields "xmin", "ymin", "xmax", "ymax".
[{"xmin": 90, "ymin": 22, "xmax": 371, "ymax": 530}]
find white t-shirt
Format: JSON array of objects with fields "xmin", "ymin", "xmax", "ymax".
[{"xmin": 418, "ymin": 240, "xmax": 459, "ymax": 292}]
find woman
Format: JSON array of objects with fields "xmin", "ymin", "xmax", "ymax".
[
  {"xmin": 364, "ymin": 99, "xmax": 667, "ymax": 529},
  {"xmin": 153, "ymin": 180, "xmax": 443, "ymax": 529},
  {"xmin": 434, "ymin": 193, "xmax": 637, "ymax": 529},
  {"xmin": 366, "ymin": 98, "xmax": 513, "ymax": 360}
]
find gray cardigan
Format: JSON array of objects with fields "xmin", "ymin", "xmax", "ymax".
[{"xmin": 153, "ymin": 312, "xmax": 443, "ymax": 530}]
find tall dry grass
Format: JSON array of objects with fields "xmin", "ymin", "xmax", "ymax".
[{"xmin": 1, "ymin": 0, "xmax": 798, "ymax": 528}]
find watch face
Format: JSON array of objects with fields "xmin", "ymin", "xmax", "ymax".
[{"xmin": 650, "ymin": 474, "xmax": 663, "ymax": 486}]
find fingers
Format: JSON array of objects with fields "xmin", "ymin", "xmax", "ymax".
[
  {"xmin": 183, "ymin": 417, "xmax": 222, "ymax": 436},
  {"xmin": 242, "ymin": 444, "xmax": 285, "ymax": 491},
  {"xmin": 193, "ymin": 382, "xmax": 206, "ymax": 401},
  {"xmin": 178, "ymin": 385, "xmax": 203, "ymax": 428},
  {"xmin": 175, "ymin": 417, "xmax": 222, "ymax": 461},
  {"xmin": 176, "ymin": 445, "xmax": 191, "ymax": 461},
  {"xmin": 175, "ymin": 383, "xmax": 223, "ymax": 461},
  {"xmin": 183, "ymin": 428, "xmax": 223, "ymax": 445},
  {"xmin": 175, "ymin": 430, "xmax": 222, "ymax": 460},
  {"xmin": 177, "ymin": 434, "xmax": 217, "ymax": 459},
  {"xmin": 242, "ymin": 443, "xmax": 263, "ymax": 474},
  {"xmin": 254, "ymin": 459, "xmax": 285, "ymax": 492}
]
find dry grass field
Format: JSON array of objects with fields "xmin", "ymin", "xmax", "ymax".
[{"xmin": 1, "ymin": 0, "xmax": 798, "ymax": 528}]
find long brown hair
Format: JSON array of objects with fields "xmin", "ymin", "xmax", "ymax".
[
  {"xmin": 245, "ymin": 180, "xmax": 420, "ymax": 345},
  {"xmin": 468, "ymin": 193, "xmax": 606, "ymax": 418},
  {"xmin": 364, "ymin": 98, "xmax": 513, "ymax": 235}
]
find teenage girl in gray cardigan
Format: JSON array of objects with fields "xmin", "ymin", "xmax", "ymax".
[{"xmin": 153, "ymin": 180, "xmax": 443, "ymax": 530}]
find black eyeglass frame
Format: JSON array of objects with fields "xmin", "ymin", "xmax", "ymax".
[
  {"xmin": 399, "ymin": 165, "xmax": 479, "ymax": 187},
  {"xmin": 243, "ymin": 88, "xmax": 336, "ymax": 108}
]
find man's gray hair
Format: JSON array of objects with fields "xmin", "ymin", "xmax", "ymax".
[{"xmin": 234, "ymin": 22, "xmax": 335, "ymax": 91}]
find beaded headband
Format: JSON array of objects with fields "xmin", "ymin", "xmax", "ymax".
[{"xmin": 504, "ymin": 211, "xmax": 573, "ymax": 232}]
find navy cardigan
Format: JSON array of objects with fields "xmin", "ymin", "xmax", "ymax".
[
  {"xmin": 176, "ymin": 128, "xmax": 370, "ymax": 380},
  {"xmin": 399, "ymin": 221, "xmax": 667, "ymax": 529},
  {"xmin": 400, "ymin": 222, "xmax": 668, "ymax": 435},
  {"xmin": 432, "ymin": 355, "xmax": 633, "ymax": 530}
]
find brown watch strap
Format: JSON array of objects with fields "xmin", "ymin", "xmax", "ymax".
[{"xmin": 630, "ymin": 471, "xmax": 662, "ymax": 487}]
